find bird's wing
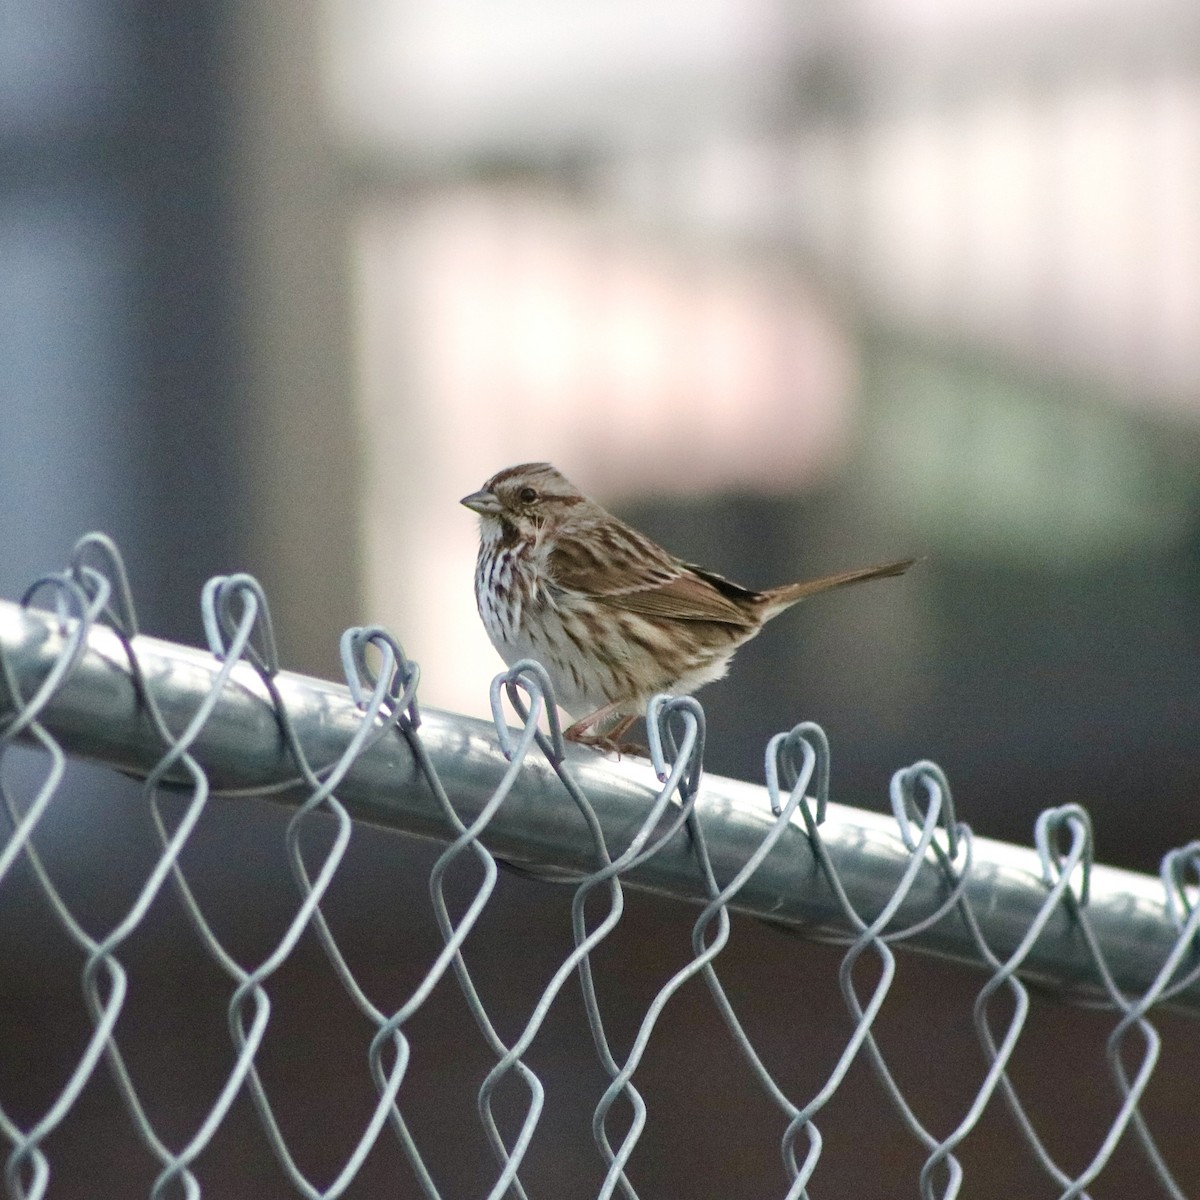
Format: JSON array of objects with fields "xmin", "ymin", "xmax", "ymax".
[
  {"xmin": 548, "ymin": 529, "xmax": 757, "ymax": 627},
  {"xmin": 595, "ymin": 572, "xmax": 759, "ymax": 625}
]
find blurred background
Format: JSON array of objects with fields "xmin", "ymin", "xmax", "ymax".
[
  {"xmin": 4, "ymin": 0, "xmax": 1200, "ymax": 855},
  {"xmin": 3, "ymin": 0, "xmax": 1200, "ymax": 1196}
]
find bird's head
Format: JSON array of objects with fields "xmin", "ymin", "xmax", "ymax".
[{"xmin": 460, "ymin": 462, "xmax": 590, "ymax": 546}]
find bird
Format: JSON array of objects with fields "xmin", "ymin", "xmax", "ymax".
[{"xmin": 461, "ymin": 462, "xmax": 913, "ymax": 752}]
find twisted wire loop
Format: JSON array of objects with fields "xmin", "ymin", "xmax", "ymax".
[
  {"xmin": 1, "ymin": 536, "xmax": 1199, "ymax": 1200},
  {"xmin": 689, "ymin": 724, "xmax": 832, "ymax": 1200},
  {"xmin": 767, "ymin": 758, "xmax": 964, "ymax": 1197},
  {"xmin": 0, "ymin": 551, "xmax": 112, "ymax": 1200}
]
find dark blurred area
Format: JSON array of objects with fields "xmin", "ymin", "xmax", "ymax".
[
  {"xmin": 2, "ymin": 0, "xmax": 1200, "ymax": 1195},
  {"xmin": 0, "ymin": 0, "xmax": 245, "ymax": 632}
]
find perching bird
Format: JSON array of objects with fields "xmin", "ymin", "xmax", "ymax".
[{"xmin": 462, "ymin": 462, "xmax": 913, "ymax": 751}]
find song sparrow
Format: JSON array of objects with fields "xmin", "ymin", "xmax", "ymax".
[{"xmin": 462, "ymin": 463, "xmax": 913, "ymax": 751}]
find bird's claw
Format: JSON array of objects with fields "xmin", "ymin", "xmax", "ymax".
[{"xmin": 563, "ymin": 731, "xmax": 648, "ymax": 759}]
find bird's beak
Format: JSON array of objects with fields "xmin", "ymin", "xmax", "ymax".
[{"xmin": 460, "ymin": 488, "xmax": 502, "ymax": 516}]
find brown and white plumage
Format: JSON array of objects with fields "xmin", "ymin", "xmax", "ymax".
[{"xmin": 462, "ymin": 462, "xmax": 913, "ymax": 749}]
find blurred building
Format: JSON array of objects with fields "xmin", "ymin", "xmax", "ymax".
[{"xmin": 2, "ymin": 4, "xmax": 1200, "ymax": 1194}]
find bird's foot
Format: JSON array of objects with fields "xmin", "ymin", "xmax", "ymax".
[{"xmin": 564, "ymin": 712, "xmax": 643, "ymax": 758}]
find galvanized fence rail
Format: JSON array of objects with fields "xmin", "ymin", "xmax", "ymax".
[{"xmin": 0, "ymin": 535, "xmax": 1198, "ymax": 1200}]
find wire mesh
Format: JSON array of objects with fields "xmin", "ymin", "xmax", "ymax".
[{"xmin": 1, "ymin": 534, "xmax": 1198, "ymax": 1200}]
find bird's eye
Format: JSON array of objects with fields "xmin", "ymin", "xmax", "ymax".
[{"xmin": 519, "ymin": 487, "xmax": 538, "ymax": 504}]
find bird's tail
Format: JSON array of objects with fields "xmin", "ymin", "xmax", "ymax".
[{"xmin": 759, "ymin": 558, "xmax": 915, "ymax": 618}]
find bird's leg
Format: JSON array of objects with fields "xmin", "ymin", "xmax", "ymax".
[
  {"xmin": 563, "ymin": 700, "xmax": 623, "ymax": 742},
  {"xmin": 564, "ymin": 706, "xmax": 643, "ymax": 756}
]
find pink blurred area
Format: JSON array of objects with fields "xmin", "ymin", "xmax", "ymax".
[
  {"xmin": 334, "ymin": 0, "xmax": 1200, "ymax": 719},
  {"xmin": 355, "ymin": 189, "xmax": 858, "ymax": 499}
]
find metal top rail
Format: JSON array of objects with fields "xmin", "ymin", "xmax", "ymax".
[{"xmin": 2, "ymin": 596, "xmax": 1195, "ymax": 1015}]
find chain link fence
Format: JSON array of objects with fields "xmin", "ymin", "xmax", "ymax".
[{"xmin": 1, "ymin": 534, "xmax": 1198, "ymax": 1199}]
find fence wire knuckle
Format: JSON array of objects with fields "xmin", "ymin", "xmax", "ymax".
[{"xmin": 1, "ymin": 535, "xmax": 1197, "ymax": 1200}]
